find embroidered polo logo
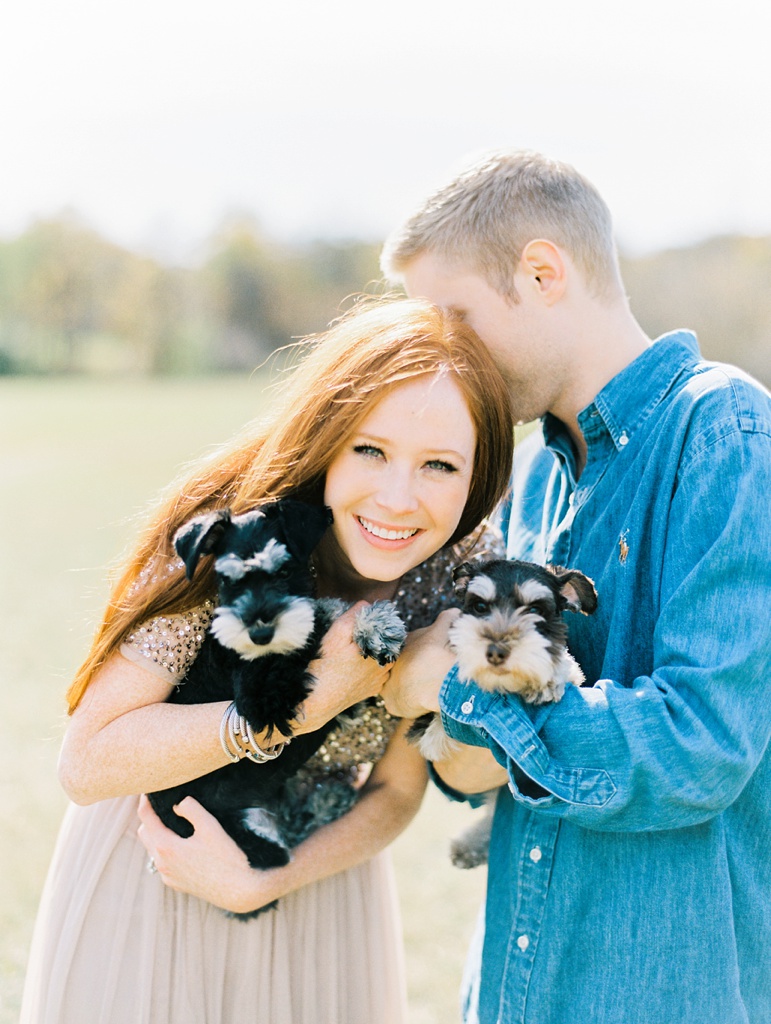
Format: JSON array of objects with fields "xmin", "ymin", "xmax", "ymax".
[{"xmin": 618, "ymin": 530, "xmax": 630, "ymax": 564}]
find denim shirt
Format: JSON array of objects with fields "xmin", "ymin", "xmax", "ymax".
[{"xmin": 438, "ymin": 332, "xmax": 771, "ymax": 1024}]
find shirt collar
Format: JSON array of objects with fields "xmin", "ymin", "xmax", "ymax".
[{"xmin": 544, "ymin": 330, "xmax": 701, "ymax": 457}]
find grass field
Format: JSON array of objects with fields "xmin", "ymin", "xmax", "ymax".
[{"xmin": 0, "ymin": 376, "xmax": 488, "ymax": 1024}]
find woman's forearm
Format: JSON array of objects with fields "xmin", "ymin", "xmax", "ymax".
[
  {"xmin": 60, "ymin": 655, "xmax": 299, "ymax": 804},
  {"xmin": 59, "ymin": 697, "xmax": 233, "ymax": 804}
]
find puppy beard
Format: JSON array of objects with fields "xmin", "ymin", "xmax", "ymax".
[
  {"xmin": 211, "ymin": 598, "xmax": 316, "ymax": 660},
  {"xmin": 449, "ymin": 610, "xmax": 564, "ymax": 704}
]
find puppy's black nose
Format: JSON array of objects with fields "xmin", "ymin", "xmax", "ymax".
[
  {"xmin": 486, "ymin": 642, "xmax": 508, "ymax": 666},
  {"xmin": 249, "ymin": 624, "xmax": 275, "ymax": 645}
]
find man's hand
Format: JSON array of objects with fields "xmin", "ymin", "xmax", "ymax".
[{"xmin": 381, "ymin": 608, "xmax": 460, "ymax": 719}]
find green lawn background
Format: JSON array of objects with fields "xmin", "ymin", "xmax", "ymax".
[{"xmin": 0, "ymin": 377, "xmax": 487, "ymax": 1024}]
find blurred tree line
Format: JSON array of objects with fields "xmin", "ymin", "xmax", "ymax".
[
  {"xmin": 0, "ymin": 214, "xmax": 769, "ymax": 385},
  {"xmin": 0, "ymin": 214, "xmax": 383, "ymax": 376}
]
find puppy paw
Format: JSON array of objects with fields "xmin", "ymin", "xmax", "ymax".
[
  {"xmin": 450, "ymin": 840, "xmax": 490, "ymax": 870},
  {"xmin": 450, "ymin": 807, "xmax": 493, "ymax": 869},
  {"xmin": 353, "ymin": 601, "xmax": 407, "ymax": 665},
  {"xmin": 413, "ymin": 715, "xmax": 460, "ymax": 762},
  {"xmin": 525, "ymin": 678, "xmax": 566, "ymax": 704}
]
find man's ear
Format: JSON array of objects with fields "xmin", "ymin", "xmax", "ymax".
[{"xmin": 518, "ymin": 239, "xmax": 567, "ymax": 305}]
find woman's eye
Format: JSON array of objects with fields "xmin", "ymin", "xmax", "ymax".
[
  {"xmin": 425, "ymin": 459, "xmax": 458, "ymax": 474},
  {"xmin": 353, "ymin": 444, "xmax": 384, "ymax": 459}
]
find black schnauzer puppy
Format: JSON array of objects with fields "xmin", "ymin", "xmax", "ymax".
[
  {"xmin": 147, "ymin": 500, "xmax": 406, "ymax": 914},
  {"xmin": 411, "ymin": 557, "xmax": 597, "ymax": 867}
]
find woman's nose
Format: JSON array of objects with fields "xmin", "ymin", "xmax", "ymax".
[{"xmin": 375, "ymin": 466, "xmax": 419, "ymax": 515}]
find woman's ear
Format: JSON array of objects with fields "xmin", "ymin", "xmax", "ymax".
[{"xmin": 518, "ymin": 239, "xmax": 567, "ymax": 305}]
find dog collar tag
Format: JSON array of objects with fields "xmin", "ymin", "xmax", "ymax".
[{"xmin": 461, "ymin": 696, "xmax": 475, "ymax": 715}]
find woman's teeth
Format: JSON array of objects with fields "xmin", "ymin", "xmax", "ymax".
[{"xmin": 358, "ymin": 518, "xmax": 419, "ymax": 541}]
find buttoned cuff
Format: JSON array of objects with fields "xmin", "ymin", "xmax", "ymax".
[
  {"xmin": 439, "ymin": 666, "xmax": 616, "ymax": 809},
  {"xmin": 439, "ymin": 664, "xmax": 553, "ymax": 745}
]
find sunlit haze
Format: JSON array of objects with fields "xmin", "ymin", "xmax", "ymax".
[{"xmin": 3, "ymin": 0, "xmax": 770, "ymax": 260}]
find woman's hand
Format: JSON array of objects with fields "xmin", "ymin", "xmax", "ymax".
[
  {"xmin": 137, "ymin": 795, "xmax": 279, "ymax": 915},
  {"xmin": 381, "ymin": 608, "xmax": 460, "ymax": 719},
  {"xmin": 296, "ymin": 604, "xmax": 394, "ymax": 734}
]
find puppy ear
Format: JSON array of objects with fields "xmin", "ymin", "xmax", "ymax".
[
  {"xmin": 451, "ymin": 561, "xmax": 477, "ymax": 596},
  {"xmin": 548, "ymin": 566, "xmax": 598, "ymax": 615},
  {"xmin": 173, "ymin": 509, "xmax": 232, "ymax": 580},
  {"xmin": 275, "ymin": 500, "xmax": 332, "ymax": 563}
]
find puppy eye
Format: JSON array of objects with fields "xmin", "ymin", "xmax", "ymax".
[
  {"xmin": 471, "ymin": 599, "xmax": 489, "ymax": 614},
  {"xmin": 275, "ymin": 566, "xmax": 292, "ymax": 580},
  {"xmin": 525, "ymin": 605, "xmax": 542, "ymax": 616}
]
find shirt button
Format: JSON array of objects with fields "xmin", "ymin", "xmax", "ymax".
[
  {"xmin": 619, "ymin": 431, "xmax": 629, "ymax": 446},
  {"xmin": 529, "ymin": 847, "xmax": 542, "ymax": 863},
  {"xmin": 461, "ymin": 698, "xmax": 475, "ymax": 715},
  {"xmin": 517, "ymin": 935, "xmax": 530, "ymax": 951}
]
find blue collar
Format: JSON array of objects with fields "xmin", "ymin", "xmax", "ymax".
[{"xmin": 543, "ymin": 330, "xmax": 701, "ymax": 463}]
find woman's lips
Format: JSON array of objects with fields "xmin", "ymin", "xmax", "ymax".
[{"xmin": 356, "ymin": 516, "xmax": 422, "ymax": 546}]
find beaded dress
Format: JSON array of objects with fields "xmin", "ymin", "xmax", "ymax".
[{"xmin": 20, "ymin": 537, "xmax": 496, "ymax": 1024}]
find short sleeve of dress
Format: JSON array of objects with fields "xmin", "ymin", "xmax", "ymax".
[{"xmin": 120, "ymin": 603, "xmax": 214, "ymax": 682}]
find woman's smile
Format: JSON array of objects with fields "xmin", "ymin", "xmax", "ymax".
[{"xmin": 356, "ymin": 516, "xmax": 422, "ymax": 544}]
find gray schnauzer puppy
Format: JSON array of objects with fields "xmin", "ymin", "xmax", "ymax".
[
  {"xmin": 147, "ymin": 499, "xmax": 406, "ymax": 915},
  {"xmin": 412, "ymin": 557, "xmax": 597, "ymax": 868}
]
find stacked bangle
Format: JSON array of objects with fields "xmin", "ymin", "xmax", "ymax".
[{"xmin": 220, "ymin": 701, "xmax": 289, "ymax": 763}]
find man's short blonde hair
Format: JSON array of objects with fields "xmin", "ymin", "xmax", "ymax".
[{"xmin": 381, "ymin": 149, "xmax": 623, "ymax": 301}]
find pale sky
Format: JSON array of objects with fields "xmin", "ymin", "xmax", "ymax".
[{"xmin": 2, "ymin": 0, "xmax": 770, "ymax": 261}]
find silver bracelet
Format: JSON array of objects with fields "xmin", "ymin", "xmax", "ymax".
[{"xmin": 219, "ymin": 701, "xmax": 289, "ymax": 763}]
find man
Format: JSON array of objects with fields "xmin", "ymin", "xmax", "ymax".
[{"xmin": 380, "ymin": 150, "xmax": 771, "ymax": 1024}]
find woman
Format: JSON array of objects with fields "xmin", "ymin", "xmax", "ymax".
[{"xmin": 21, "ymin": 297, "xmax": 513, "ymax": 1024}]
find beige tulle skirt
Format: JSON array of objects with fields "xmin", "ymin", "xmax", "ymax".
[{"xmin": 21, "ymin": 796, "xmax": 408, "ymax": 1024}]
